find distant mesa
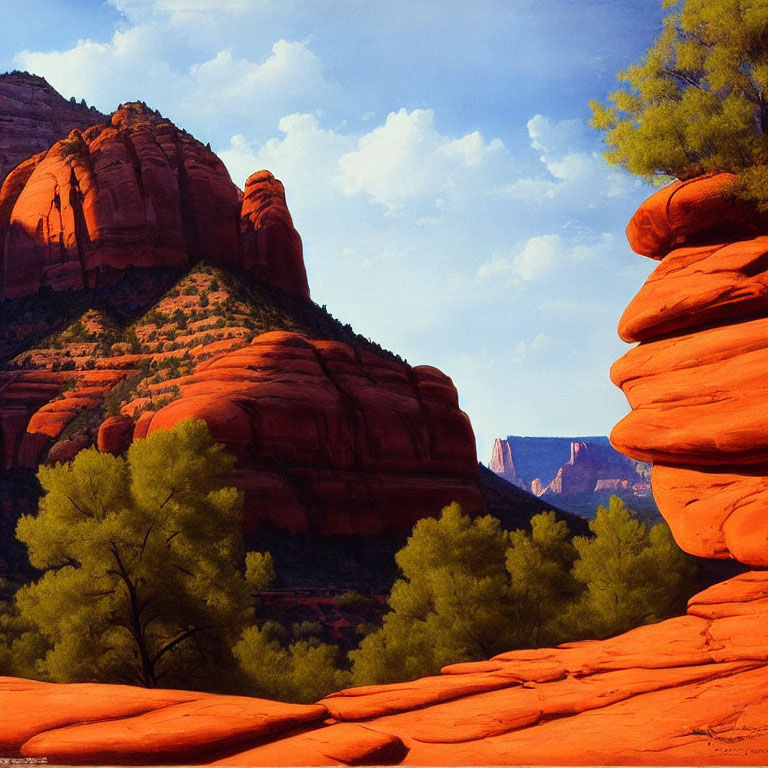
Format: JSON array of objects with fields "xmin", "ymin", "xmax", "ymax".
[{"xmin": 489, "ymin": 435, "xmax": 656, "ymax": 519}]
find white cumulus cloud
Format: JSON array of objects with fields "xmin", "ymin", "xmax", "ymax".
[
  {"xmin": 337, "ymin": 108, "xmax": 511, "ymax": 214},
  {"xmin": 185, "ymin": 40, "xmax": 341, "ymax": 118}
]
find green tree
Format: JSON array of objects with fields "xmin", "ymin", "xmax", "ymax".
[
  {"xmin": 234, "ymin": 621, "xmax": 350, "ymax": 703},
  {"xmin": 11, "ymin": 419, "xmax": 252, "ymax": 689},
  {"xmin": 590, "ymin": 0, "xmax": 768, "ymax": 205},
  {"xmin": 245, "ymin": 551, "xmax": 276, "ymax": 593},
  {"xmin": 565, "ymin": 496, "xmax": 697, "ymax": 639},
  {"xmin": 349, "ymin": 503, "xmax": 517, "ymax": 685},
  {"xmin": 506, "ymin": 511, "xmax": 581, "ymax": 647}
]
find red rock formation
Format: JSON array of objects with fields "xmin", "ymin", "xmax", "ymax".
[
  {"xmin": 240, "ymin": 170, "xmax": 309, "ymax": 299},
  {"xmin": 0, "ymin": 104, "xmax": 239, "ymax": 297},
  {"xmin": 0, "ymin": 103, "xmax": 307, "ymax": 300},
  {"xmin": 97, "ymin": 415, "xmax": 134, "ymax": 455},
  {"xmin": 3, "ymin": 570, "xmax": 768, "ymax": 765},
  {"xmin": 0, "ymin": 72, "xmax": 106, "ymax": 187},
  {"xmin": 624, "ymin": 172, "xmax": 755, "ymax": 259},
  {"xmin": 612, "ymin": 173, "xmax": 768, "ymax": 565},
  {"xmin": 137, "ymin": 331, "xmax": 483, "ymax": 534}
]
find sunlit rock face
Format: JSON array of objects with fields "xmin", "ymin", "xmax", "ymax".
[
  {"xmin": 0, "ymin": 103, "xmax": 308, "ymax": 300},
  {"xmin": 611, "ymin": 172, "xmax": 768, "ymax": 566},
  {"xmin": 136, "ymin": 330, "xmax": 484, "ymax": 535}
]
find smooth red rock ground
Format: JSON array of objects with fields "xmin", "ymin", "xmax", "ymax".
[{"xmin": 3, "ymin": 571, "xmax": 768, "ymax": 765}]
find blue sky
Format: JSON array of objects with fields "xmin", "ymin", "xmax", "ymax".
[{"xmin": 1, "ymin": 0, "xmax": 668, "ymax": 462}]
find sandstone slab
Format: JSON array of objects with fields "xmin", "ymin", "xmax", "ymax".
[{"xmin": 4, "ymin": 573, "xmax": 768, "ymax": 765}]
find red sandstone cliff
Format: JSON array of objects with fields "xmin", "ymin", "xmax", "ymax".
[
  {"xmin": 240, "ymin": 170, "xmax": 308, "ymax": 298},
  {"xmin": 0, "ymin": 102, "xmax": 308, "ymax": 300},
  {"xmin": 136, "ymin": 330, "xmax": 483, "ymax": 535}
]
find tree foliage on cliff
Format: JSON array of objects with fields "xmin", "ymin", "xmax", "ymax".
[
  {"xmin": 590, "ymin": 0, "xmax": 768, "ymax": 205},
  {"xmin": 9, "ymin": 419, "xmax": 252, "ymax": 689}
]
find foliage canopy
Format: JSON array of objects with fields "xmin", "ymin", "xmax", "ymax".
[
  {"xmin": 591, "ymin": 0, "xmax": 768, "ymax": 205},
  {"xmin": 234, "ymin": 621, "xmax": 351, "ymax": 703},
  {"xmin": 10, "ymin": 418, "xmax": 252, "ymax": 689},
  {"xmin": 566, "ymin": 496, "xmax": 698, "ymax": 639},
  {"xmin": 350, "ymin": 499, "xmax": 697, "ymax": 685},
  {"xmin": 506, "ymin": 511, "xmax": 580, "ymax": 646},
  {"xmin": 349, "ymin": 503, "xmax": 518, "ymax": 685}
]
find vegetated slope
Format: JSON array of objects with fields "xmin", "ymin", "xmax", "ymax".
[{"xmin": 0, "ymin": 259, "xmax": 482, "ymax": 534}]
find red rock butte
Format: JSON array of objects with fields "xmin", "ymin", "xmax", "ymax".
[
  {"xmin": 0, "ymin": 90, "xmax": 482, "ymax": 536},
  {"xmin": 0, "ymin": 101, "xmax": 308, "ymax": 300},
  {"xmin": 612, "ymin": 172, "xmax": 768, "ymax": 566}
]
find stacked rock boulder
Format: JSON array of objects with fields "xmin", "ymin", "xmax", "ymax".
[{"xmin": 611, "ymin": 172, "xmax": 768, "ymax": 565}]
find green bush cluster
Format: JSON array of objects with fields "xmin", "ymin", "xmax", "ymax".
[
  {"xmin": 0, "ymin": 439, "xmax": 697, "ymax": 703},
  {"xmin": 350, "ymin": 500, "xmax": 697, "ymax": 685}
]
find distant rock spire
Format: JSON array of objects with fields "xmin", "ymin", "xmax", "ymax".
[{"xmin": 488, "ymin": 438, "xmax": 526, "ymax": 489}]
